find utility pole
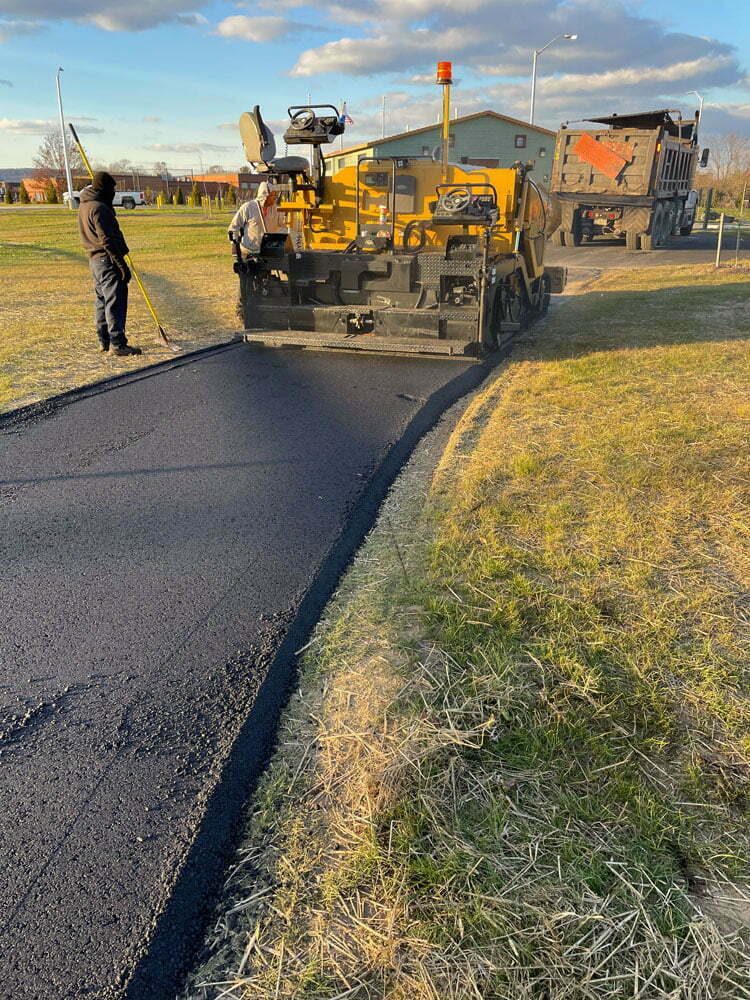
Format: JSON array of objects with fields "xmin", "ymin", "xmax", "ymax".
[
  {"xmin": 529, "ymin": 33, "xmax": 578, "ymax": 125},
  {"xmin": 55, "ymin": 67, "xmax": 75, "ymax": 209}
]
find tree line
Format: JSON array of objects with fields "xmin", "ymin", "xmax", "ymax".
[
  {"xmin": 1, "ymin": 128, "xmax": 245, "ymax": 205},
  {"xmin": 696, "ymin": 133, "xmax": 750, "ymax": 213}
]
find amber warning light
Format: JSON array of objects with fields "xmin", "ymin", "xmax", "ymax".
[{"xmin": 436, "ymin": 61, "xmax": 453, "ymax": 84}]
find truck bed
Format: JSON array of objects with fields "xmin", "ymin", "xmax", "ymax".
[{"xmin": 552, "ymin": 126, "xmax": 696, "ymax": 201}]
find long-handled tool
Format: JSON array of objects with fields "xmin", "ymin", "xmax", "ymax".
[{"xmin": 69, "ymin": 123, "xmax": 178, "ymax": 352}]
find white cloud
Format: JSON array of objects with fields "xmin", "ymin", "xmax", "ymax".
[
  {"xmin": 215, "ymin": 14, "xmax": 323, "ymax": 42},
  {"xmin": 144, "ymin": 142, "xmax": 236, "ymax": 153},
  {"xmin": 0, "ymin": 117, "xmax": 105, "ymax": 135},
  {"xmin": 291, "ymin": 25, "xmax": 484, "ymax": 76},
  {"xmin": 0, "ymin": 78, "xmax": 13, "ymax": 86},
  {"xmin": 0, "ymin": 18, "xmax": 42, "ymax": 41},
  {"xmin": 216, "ymin": 122, "xmax": 237, "ymax": 130},
  {"xmin": 281, "ymin": 0, "xmax": 747, "ymax": 135},
  {"xmin": 0, "ymin": 2, "xmax": 206, "ymax": 31},
  {"xmin": 534, "ymin": 56, "xmax": 736, "ymax": 97},
  {"xmin": 289, "ymin": 0, "xmax": 740, "ymax": 87},
  {"xmin": 215, "ymin": 15, "xmax": 290, "ymax": 42},
  {"xmin": 142, "ymin": 115, "xmax": 162, "ymax": 122},
  {"xmin": 706, "ymin": 102, "xmax": 750, "ymax": 120}
]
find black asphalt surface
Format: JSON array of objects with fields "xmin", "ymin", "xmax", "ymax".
[
  {"xmin": 0, "ymin": 344, "xmax": 487, "ymax": 1000},
  {"xmin": 546, "ymin": 225, "xmax": 750, "ymax": 272}
]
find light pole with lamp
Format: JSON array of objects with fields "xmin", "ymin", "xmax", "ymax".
[
  {"xmin": 687, "ymin": 89, "xmax": 704, "ymax": 133},
  {"xmin": 529, "ymin": 33, "xmax": 578, "ymax": 125},
  {"xmin": 55, "ymin": 67, "xmax": 75, "ymax": 208},
  {"xmin": 687, "ymin": 90, "xmax": 709, "ymax": 227}
]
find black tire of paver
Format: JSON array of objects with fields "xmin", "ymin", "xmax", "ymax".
[
  {"xmin": 551, "ymin": 229, "xmax": 564, "ymax": 247},
  {"xmin": 625, "ymin": 230, "xmax": 639, "ymax": 251},
  {"xmin": 533, "ymin": 273, "xmax": 551, "ymax": 314},
  {"xmin": 639, "ymin": 231, "xmax": 654, "ymax": 251}
]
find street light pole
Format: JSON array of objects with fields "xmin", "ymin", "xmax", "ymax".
[
  {"xmin": 529, "ymin": 33, "xmax": 578, "ymax": 125},
  {"xmin": 55, "ymin": 67, "xmax": 75, "ymax": 209},
  {"xmin": 687, "ymin": 89, "xmax": 704, "ymax": 135}
]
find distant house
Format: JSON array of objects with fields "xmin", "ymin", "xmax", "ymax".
[
  {"xmin": 324, "ymin": 110, "xmax": 555, "ymax": 185},
  {"xmin": 21, "ymin": 176, "xmax": 54, "ymax": 202},
  {"xmin": 192, "ymin": 172, "xmax": 265, "ymax": 197}
]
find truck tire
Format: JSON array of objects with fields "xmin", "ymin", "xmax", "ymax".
[
  {"xmin": 680, "ymin": 224, "xmax": 694, "ymax": 236},
  {"xmin": 651, "ymin": 205, "xmax": 667, "ymax": 248},
  {"xmin": 122, "ymin": 198, "xmax": 135, "ymax": 209},
  {"xmin": 570, "ymin": 219, "xmax": 583, "ymax": 247},
  {"xmin": 625, "ymin": 230, "xmax": 638, "ymax": 251}
]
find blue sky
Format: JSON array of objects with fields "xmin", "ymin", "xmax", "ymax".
[{"xmin": 1, "ymin": 0, "xmax": 748, "ymax": 170}]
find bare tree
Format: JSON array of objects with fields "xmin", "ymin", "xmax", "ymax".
[
  {"xmin": 700, "ymin": 133, "xmax": 750, "ymax": 207},
  {"xmin": 704, "ymin": 133, "xmax": 750, "ymax": 183},
  {"xmin": 32, "ymin": 128, "xmax": 84, "ymax": 178}
]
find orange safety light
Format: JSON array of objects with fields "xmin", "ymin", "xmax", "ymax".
[{"xmin": 436, "ymin": 61, "xmax": 453, "ymax": 84}]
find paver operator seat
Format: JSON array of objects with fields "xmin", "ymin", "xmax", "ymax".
[{"xmin": 239, "ymin": 106, "xmax": 310, "ymax": 177}]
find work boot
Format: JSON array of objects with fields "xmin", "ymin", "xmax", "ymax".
[
  {"xmin": 111, "ymin": 344, "xmax": 142, "ymax": 357},
  {"xmin": 98, "ymin": 342, "xmax": 110, "ymax": 353}
]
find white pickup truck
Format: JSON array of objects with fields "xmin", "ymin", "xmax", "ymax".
[{"xmin": 64, "ymin": 190, "xmax": 146, "ymax": 209}]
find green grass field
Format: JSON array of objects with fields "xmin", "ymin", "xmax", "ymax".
[
  {"xmin": 0, "ymin": 205, "xmax": 238, "ymax": 412},
  {"xmin": 183, "ymin": 263, "xmax": 750, "ymax": 1000}
]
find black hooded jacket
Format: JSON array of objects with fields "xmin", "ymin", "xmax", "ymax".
[{"xmin": 77, "ymin": 185, "xmax": 129, "ymax": 260}]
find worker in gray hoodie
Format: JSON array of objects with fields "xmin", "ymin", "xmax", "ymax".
[{"xmin": 77, "ymin": 171, "xmax": 141, "ymax": 356}]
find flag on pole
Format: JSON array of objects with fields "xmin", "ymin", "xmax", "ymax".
[{"xmin": 339, "ymin": 102, "xmax": 354, "ymax": 126}]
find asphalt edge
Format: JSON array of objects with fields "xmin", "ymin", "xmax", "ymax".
[
  {"xmin": 0, "ymin": 339, "xmax": 241, "ymax": 433},
  {"xmin": 122, "ymin": 353, "xmax": 498, "ymax": 1000}
]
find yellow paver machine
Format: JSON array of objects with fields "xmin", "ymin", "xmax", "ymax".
[{"xmin": 232, "ymin": 63, "xmax": 566, "ymax": 358}]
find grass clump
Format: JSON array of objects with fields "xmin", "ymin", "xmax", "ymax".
[{"xmin": 182, "ymin": 263, "xmax": 750, "ymax": 999}]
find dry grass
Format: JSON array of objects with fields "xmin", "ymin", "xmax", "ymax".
[
  {"xmin": 0, "ymin": 205, "xmax": 239, "ymax": 412},
  {"xmin": 181, "ymin": 262, "xmax": 750, "ymax": 999}
]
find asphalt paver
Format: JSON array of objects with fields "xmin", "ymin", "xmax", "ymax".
[{"xmin": 0, "ymin": 344, "xmax": 486, "ymax": 999}]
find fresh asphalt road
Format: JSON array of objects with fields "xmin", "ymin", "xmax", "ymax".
[
  {"xmin": 546, "ymin": 225, "xmax": 750, "ymax": 273},
  {"xmin": 0, "ymin": 344, "xmax": 485, "ymax": 1000}
]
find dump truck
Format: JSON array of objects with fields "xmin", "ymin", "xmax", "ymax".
[
  {"xmin": 549, "ymin": 109, "xmax": 709, "ymax": 250},
  {"xmin": 229, "ymin": 64, "xmax": 565, "ymax": 359}
]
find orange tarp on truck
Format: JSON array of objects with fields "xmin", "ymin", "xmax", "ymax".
[{"xmin": 571, "ymin": 133, "xmax": 628, "ymax": 181}]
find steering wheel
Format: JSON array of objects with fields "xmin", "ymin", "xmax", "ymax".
[
  {"xmin": 290, "ymin": 108, "xmax": 315, "ymax": 130},
  {"xmin": 442, "ymin": 188, "xmax": 472, "ymax": 213}
]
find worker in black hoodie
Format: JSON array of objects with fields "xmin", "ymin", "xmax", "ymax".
[{"xmin": 77, "ymin": 171, "xmax": 141, "ymax": 356}]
